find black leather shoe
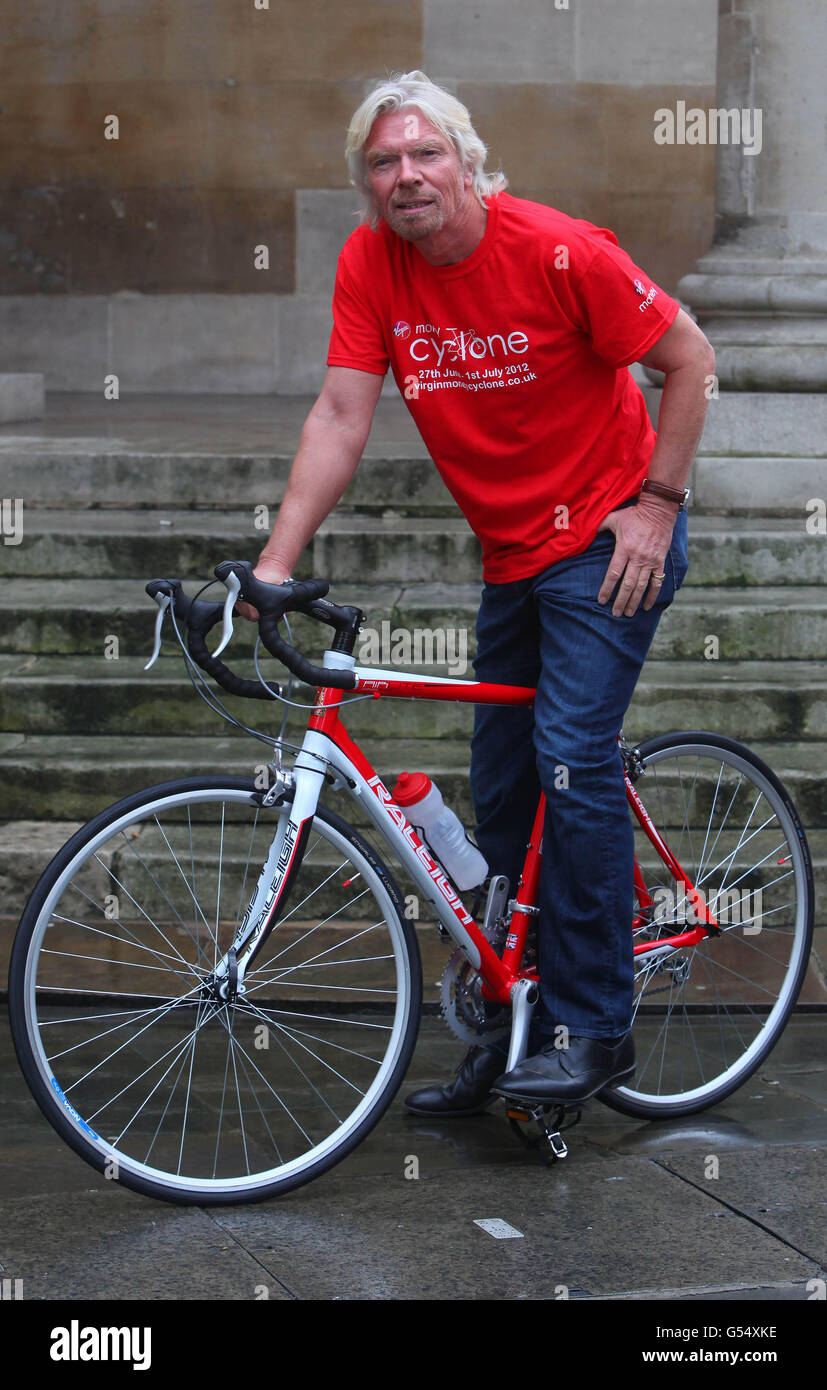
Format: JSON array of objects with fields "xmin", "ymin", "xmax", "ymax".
[
  {"xmin": 491, "ymin": 1033, "xmax": 635, "ymax": 1105},
  {"xmin": 404, "ymin": 1045, "xmax": 507, "ymax": 1116}
]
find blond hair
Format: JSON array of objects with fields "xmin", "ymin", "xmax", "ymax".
[{"xmin": 345, "ymin": 70, "xmax": 508, "ymax": 227}]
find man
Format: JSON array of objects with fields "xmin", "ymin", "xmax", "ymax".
[{"xmin": 244, "ymin": 70, "xmax": 714, "ymax": 1113}]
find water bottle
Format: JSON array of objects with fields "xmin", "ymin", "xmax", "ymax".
[{"xmin": 391, "ymin": 771, "xmax": 488, "ymax": 891}]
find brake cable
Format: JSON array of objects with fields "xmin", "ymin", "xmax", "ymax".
[{"xmin": 162, "ymin": 578, "xmax": 379, "ymax": 771}]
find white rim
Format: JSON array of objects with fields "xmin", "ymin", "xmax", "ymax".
[
  {"xmin": 616, "ymin": 742, "xmax": 809, "ymax": 1107},
  {"xmin": 23, "ymin": 788, "xmax": 413, "ymax": 1194}
]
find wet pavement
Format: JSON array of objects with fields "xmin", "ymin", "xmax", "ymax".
[{"xmin": 1, "ymin": 1005, "xmax": 824, "ymax": 1302}]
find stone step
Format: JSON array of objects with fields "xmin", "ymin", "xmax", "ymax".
[
  {"xmin": 0, "ymin": 509, "xmax": 822, "ymax": 587},
  {"xmin": 692, "ymin": 457, "xmax": 827, "ymax": 518},
  {"xmin": 1, "ymin": 579, "xmax": 825, "ymax": 662},
  {"xmin": 3, "ymin": 811, "xmax": 826, "ymax": 926},
  {"xmin": 1, "ymin": 655, "xmax": 826, "ymax": 744},
  {"xmin": 2, "ymin": 819, "xmax": 413, "ymax": 928},
  {"xmin": 1, "ymin": 510, "xmax": 478, "ymax": 580},
  {"xmin": 2, "ymin": 391, "xmax": 825, "ymax": 514},
  {"xmin": 0, "ymin": 451, "xmax": 459, "ymax": 516},
  {"xmin": 0, "ymin": 733, "xmax": 824, "ymax": 825},
  {"xmin": 4, "ymin": 390, "xmax": 825, "ymax": 460},
  {"xmin": 0, "ymin": 579, "xmax": 398, "ymax": 656},
  {"xmin": 4, "ymin": 446, "xmax": 826, "ymax": 518}
]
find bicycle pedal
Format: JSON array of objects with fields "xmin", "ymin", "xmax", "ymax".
[
  {"xmin": 506, "ymin": 1101, "xmax": 576, "ymax": 1162},
  {"xmin": 505, "ymin": 1106, "xmax": 533, "ymax": 1122},
  {"xmin": 506, "ymin": 1101, "xmax": 545, "ymax": 1149}
]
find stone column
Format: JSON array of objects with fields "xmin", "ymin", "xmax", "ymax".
[
  {"xmin": 678, "ymin": 0, "xmax": 827, "ymax": 391},
  {"xmin": 670, "ymin": 0, "xmax": 827, "ymax": 517}
]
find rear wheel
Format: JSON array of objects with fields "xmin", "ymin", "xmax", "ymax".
[
  {"xmin": 9, "ymin": 777, "xmax": 421, "ymax": 1202},
  {"xmin": 601, "ymin": 733, "xmax": 815, "ymax": 1118}
]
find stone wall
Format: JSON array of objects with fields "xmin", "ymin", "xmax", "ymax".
[{"xmin": 0, "ymin": 0, "xmax": 719, "ymax": 391}]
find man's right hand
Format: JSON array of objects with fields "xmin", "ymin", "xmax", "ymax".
[{"xmin": 234, "ymin": 558, "xmax": 290, "ymax": 622}]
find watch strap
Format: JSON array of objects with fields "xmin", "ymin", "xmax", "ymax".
[{"xmin": 639, "ymin": 478, "xmax": 690, "ymax": 510}]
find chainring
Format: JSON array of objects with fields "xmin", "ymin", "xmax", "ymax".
[{"xmin": 439, "ymin": 948, "xmax": 512, "ymax": 1046}]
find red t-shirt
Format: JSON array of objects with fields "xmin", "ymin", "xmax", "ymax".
[{"xmin": 327, "ymin": 191, "xmax": 679, "ymax": 583}]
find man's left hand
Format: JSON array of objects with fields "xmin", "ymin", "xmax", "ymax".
[{"xmin": 596, "ymin": 499, "xmax": 677, "ymax": 617}]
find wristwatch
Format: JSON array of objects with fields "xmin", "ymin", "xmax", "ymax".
[{"xmin": 638, "ymin": 478, "xmax": 691, "ymax": 511}]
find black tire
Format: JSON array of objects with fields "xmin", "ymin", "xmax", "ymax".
[
  {"xmin": 600, "ymin": 732, "xmax": 815, "ymax": 1118},
  {"xmin": 9, "ymin": 777, "xmax": 422, "ymax": 1203}
]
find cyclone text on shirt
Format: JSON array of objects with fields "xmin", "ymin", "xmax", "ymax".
[{"xmin": 409, "ymin": 327, "xmax": 531, "ymax": 364}]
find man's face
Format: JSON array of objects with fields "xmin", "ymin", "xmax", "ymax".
[{"xmin": 363, "ymin": 107, "xmax": 473, "ymax": 242}]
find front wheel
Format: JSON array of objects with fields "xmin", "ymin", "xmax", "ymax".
[
  {"xmin": 601, "ymin": 732, "xmax": 815, "ymax": 1119},
  {"xmin": 9, "ymin": 777, "xmax": 422, "ymax": 1203}
]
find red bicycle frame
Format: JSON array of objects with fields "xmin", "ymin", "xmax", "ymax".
[{"xmin": 304, "ymin": 670, "xmax": 721, "ymax": 1009}]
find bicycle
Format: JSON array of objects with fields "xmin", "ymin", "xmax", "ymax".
[{"xmin": 8, "ymin": 562, "xmax": 815, "ymax": 1204}]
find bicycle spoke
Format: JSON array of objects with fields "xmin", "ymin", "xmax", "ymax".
[
  {"xmin": 211, "ymin": 1005, "xmax": 318, "ymax": 1145},
  {"xmin": 65, "ymin": 987, "xmax": 209, "ymax": 1108},
  {"xmin": 235, "ymin": 997, "xmax": 350, "ymax": 1126},
  {"xmin": 226, "ymin": 1040, "xmax": 285, "ymax": 1170},
  {"xmin": 97, "ymin": 1002, "xmax": 223, "ymax": 1136},
  {"xmin": 92, "ymin": 850, "xmax": 196, "ymax": 971},
  {"xmin": 147, "ymin": 818, "xmax": 221, "ymax": 967},
  {"xmin": 257, "ymin": 920, "xmax": 390, "ymax": 983},
  {"xmin": 48, "ymin": 911, "xmax": 198, "ymax": 977},
  {"xmin": 46, "ymin": 998, "xmax": 196, "ymax": 1063}
]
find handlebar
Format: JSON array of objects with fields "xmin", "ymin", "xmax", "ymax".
[{"xmin": 145, "ymin": 561, "xmax": 361, "ymax": 696}]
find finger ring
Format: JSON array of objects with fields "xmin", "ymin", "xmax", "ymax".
[{"xmin": 650, "ymin": 571, "xmax": 666, "ymax": 582}]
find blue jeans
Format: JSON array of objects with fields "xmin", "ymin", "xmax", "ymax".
[{"xmin": 470, "ymin": 502, "xmax": 689, "ymax": 1048}]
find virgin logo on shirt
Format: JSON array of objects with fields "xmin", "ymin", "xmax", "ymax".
[
  {"xmin": 392, "ymin": 320, "xmax": 411, "ymax": 339},
  {"xmin": 404, "ymin": 322, "xmax": 531, "ymax": 366}
]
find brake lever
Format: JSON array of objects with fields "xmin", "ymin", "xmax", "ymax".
[
  {"xmin": 214, "ymin": 569, "xmax": 241, "ymax": 658},
  {"xmin": 144, "ymin": 591, "xmax": 171, "ymax": 670}
]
